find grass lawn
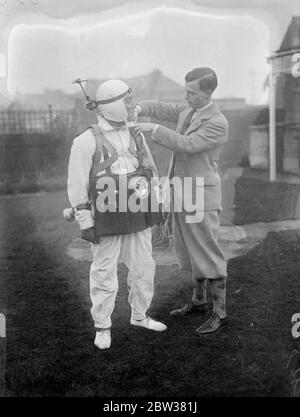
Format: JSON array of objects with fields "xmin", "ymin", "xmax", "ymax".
[{"xmin": 0, "ymin": 190, "xmax": 300, "ymax": 397}]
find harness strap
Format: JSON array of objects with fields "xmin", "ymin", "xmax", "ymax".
[
  {"xmin": 90, "ymin": 124, "xmax": 142, "ymax": 178},
  {"xmin": 102, "ymin": 136, "xmax": 118, "ymax": 158},
  {"xmin": 96, "ymin": 154, "xmax": 118, "ymax": 176},
  {"xmin": 129, "ymin": 134, "xmax": 137, "ymax": 155},
  {"xmin": 101, "ymin": 145, "xmax": 113, "ymax": 176},
  {"xmin": 90, "ymin": 124, "xmax": 104, "ymax": 179},
  {"xmin": 129, "ymin": 131, "xmax": 146, "ymax": 168},
  {"xmin": 89, "ymin": 124, "xmax": 119, "ymax": 176},
  {"xmin": 132, "ymin": 131, "xmax": 150, "ymax": 167}
]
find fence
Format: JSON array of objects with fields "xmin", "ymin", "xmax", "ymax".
[
  {"xmin": 0, "ymin": 108, "xmax": 94, "ymax": 136},
  {"xmin": 0, "ymin": 108, "xmax": 96, "ymax": 192},
  {"xmin": 0, "ymin": 110, "xmax": 53, "ymax": 135},
  {"xmin": 0, "ymin": 106, "xmax": 255, "ymax": 193}
]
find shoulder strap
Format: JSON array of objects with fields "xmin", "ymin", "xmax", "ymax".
[
  {"xmin": 89, "ymin": 124, "xmax": 104, "ymax": 179},
  {"xmin": 102, "ymin": 136, "xmax": 118, "ymax": 157},
  {"xmin": 129, "ymin": 134, "xmax": 137, "ymax": 155},
  {"xmin": 89, "ymin": 124, "xmax": 119, "ymax": 177},
  {"xmin": 90, "ymin": 123, "xmax": 119, "ymax": 159}
]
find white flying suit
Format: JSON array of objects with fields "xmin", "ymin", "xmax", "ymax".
[{"xmin": 67, "ymin": 115, "xmax": 156, "ymax": 329}]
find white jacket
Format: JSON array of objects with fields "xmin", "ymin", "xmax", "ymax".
[{"xmin": 67, "ymin": 116, "xmax": 139, "ymax": 230}]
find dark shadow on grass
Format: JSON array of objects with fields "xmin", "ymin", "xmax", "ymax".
[
  {"xmin": 2, "ymin": 210, "xmax": 95, "ymax": 396},
  {"xmin": 233, "ymin": 174, "xmax": 300, "ymax": 225}
]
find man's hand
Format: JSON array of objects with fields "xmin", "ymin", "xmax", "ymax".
[
  {"xmin": 130, "ymin": 123, "xmax": 157, "ymax": 141},
  {"xmin": 137, "ymin": 122, "xmax": 156, "ymax": 132},
  {"xmin": 81, "ymin": 227, "xmax": 97, "ymax": 244}
]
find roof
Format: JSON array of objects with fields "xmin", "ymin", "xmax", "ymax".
[
  {"xmin": 82, "ymin": 69, "xmax": 185, "ymax": 103},
  {"xmin": 277, "ymin": 16, "xmax": 300, "ymax": 53},
  {"xmin": 5, "ymin": 70, "xmax": 186, "ymax": 109}
]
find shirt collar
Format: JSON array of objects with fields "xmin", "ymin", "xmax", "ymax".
[
  {"xmin": 97, "ymin": 114, "xmax": 128, "ymax": 132},
  {"xmin": 194, "ymin": 98, "xmax": 213, "ymax": 114}
]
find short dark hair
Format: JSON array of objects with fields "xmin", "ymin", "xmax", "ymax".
[{"xmin": 185, "ymin": 67, "xmax": 218, "ymax": 93}]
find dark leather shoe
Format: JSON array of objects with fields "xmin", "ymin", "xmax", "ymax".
[
  {"xmin": 170, "ymin": 302, "xmax": 208, "ymax": 317},
  {"xmin": 194, "ymin": 312, "xmax": 229, "ymax": 335}
]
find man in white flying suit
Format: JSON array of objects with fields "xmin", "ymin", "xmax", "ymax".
[{"xmin": 67, "ymin": 79, "xmax": 167, "ymax": 350}]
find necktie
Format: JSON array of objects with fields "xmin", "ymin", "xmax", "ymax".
[
  {"xmin": 169, "ymin": 108, "xmax": 196, "ymax": 178},
  {"xmin": 181, "ymin": 108, "xmax": 197, "ymax": 134}
]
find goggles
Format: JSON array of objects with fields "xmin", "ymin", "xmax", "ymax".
[{"xmin": 96, "ymin": 88, "xmax": 132, "ymax": 106}]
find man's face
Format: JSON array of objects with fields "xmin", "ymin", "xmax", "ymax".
[{"xmin": 185, "ymin": 80, "xmax": 211, "ymax": 109}]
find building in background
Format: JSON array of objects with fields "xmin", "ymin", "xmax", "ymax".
[
  {"xmin": 215, "ymin": 98, "xmax": 246, "ymax": 111},
  {"xmin": 14, "ymin": 69, "xmax": 248, "ymax": 111},
  {"xmin": 14, "ymin": 69, "xmax": 186, "ymax": 110},
  {"xmin": 84, "ymin": 69, "xmax": 185, "ymax": 103},
  {"xmin": 276, "ymin": 16, "xmax": 300, "ymax": 176},
  {"xmin": 249, "ymin": 16, "xmax": 300, "ymax": 178}
]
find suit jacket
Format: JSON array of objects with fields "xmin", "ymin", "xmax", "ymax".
[{"xmin": 140, "ymin": 100, "xmax": 228, "ymax": 211}]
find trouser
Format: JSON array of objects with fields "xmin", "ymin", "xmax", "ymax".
[
  {"xmin": 173, "ymin": 210, "xmax": 227, "ymax": 317},
  {"xmin": 89, "ymin": 227, "xmax": 156, "ymax": 329}
]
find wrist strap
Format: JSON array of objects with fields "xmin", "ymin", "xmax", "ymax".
[{"xmin": 75, "ymin": 203, "xmax": 91, "ymax": 211}]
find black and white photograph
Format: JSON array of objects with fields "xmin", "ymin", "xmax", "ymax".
[{"xmin": 0, "ymin": 0, "xmax": 300, "ymax": 401}]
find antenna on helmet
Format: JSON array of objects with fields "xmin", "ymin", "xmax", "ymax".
[{"xmin": 72, "ymin": 78, "xmax": 98, "ymax": 111}]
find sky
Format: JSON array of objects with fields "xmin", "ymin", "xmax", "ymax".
[{"xmin": 1, "ymin": 0, "xmax": 300, "ymax": 104}]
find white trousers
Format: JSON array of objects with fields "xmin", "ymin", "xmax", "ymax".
[{"xmin": 89, "ymin": 227, "xmax": 156, "ymax": 329}]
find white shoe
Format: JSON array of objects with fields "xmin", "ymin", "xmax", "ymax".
[
  {"xmin": 130, "ymin": 317, "xmax": 167, "ymax": 332},
  {"xmin": 94, "ymin": 329, "xmax": 111, "ymax": 349}
]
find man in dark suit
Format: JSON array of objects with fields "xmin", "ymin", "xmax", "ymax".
[{"xmin": 134, "ymin": 67, "xmax": 229, "ymax": 335}]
